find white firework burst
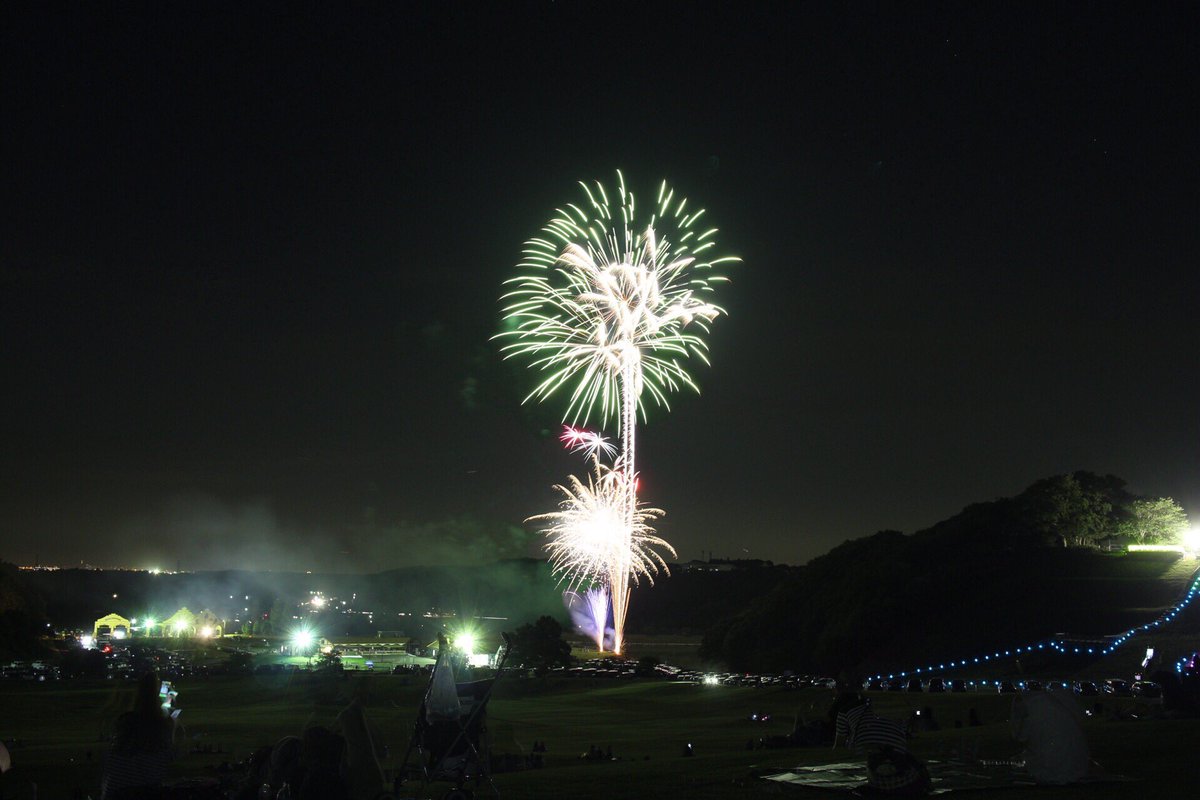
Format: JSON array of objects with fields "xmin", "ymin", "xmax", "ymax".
[{"xmin": 530, "ymin": 458, "xmax": 674, "ymax": 595}]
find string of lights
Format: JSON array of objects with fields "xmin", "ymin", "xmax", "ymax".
[{"xmin": 869, "ymin": 571, "xmax": 1200, "ymax": 682}]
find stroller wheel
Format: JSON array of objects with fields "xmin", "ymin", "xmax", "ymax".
[{"xmin": 442, "ymin": 789, "xmax": 474, "ymax": 800}]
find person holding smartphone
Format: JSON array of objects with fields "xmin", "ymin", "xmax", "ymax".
[{"xmin": 100, "ymin": 671, "xmax": 179, "ymax": 799}]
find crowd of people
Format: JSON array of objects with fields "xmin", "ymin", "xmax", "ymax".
[
  {"xmin": 5, "ymin": 666, "xmax": 1193, "ymax": 798},
  {"xmin": 87, "ymin": 671, "xmax": 396, "ymax": 800}
]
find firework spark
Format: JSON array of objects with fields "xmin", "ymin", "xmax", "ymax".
[
  {"xmin": 499, "ymin": 172, "xmax": 736, "ymax": 435},
  {"xmin": 530, "ymin": 457, "xmax": 674, "ymax": 598},
  {"xmin": 560, "ymin": 425, "xmax": 617, "ymax": 460}
]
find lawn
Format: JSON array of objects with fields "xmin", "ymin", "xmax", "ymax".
[{"xmin": 2, "ymin": 674, "xmax": 1197, "ymax": 799}]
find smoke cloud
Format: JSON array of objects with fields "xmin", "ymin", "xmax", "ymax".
[{"xmin": 112, "ymin": 492, "xmax": 537, "ymax": 572}]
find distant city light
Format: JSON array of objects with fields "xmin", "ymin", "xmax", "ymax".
[{"xmin": 310, "ymin": 595, "xmax": 326, "ymax": 608}]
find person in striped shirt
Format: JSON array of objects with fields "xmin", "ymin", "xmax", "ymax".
[{"xmin": 834, "ymin": 697, "xmax": 910, "ymax": 753}]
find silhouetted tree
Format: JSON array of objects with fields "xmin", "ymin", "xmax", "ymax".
[
  {"xmin": 506, "ymin": 615, "xmax": 571, "ymax": 675},
  {"xmin": 0, "ymin": 561, "xmax": 47, "ymax": 659},
  {"xmin": 1021, "ymin": 474, "xmax": 1113, "ymax": 547},
  {"xmin": 316, "ymin": 649, "xmax": 343, "ymax": 672}
]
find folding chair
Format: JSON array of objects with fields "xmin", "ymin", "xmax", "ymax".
[{"xmin": 399, "ymin": 634, "xmax": 512, "ymax": 800}]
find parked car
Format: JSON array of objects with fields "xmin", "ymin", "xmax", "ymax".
[
  {"xmin": 949, "ymin": 679, "xmax": 967, "ymax": 693},
  {"xmin": 1074, "ymin": 681, "xmax": 1099, "ymax": 696},
  {"xmin": 925, "ymin": 677, "xmax": 946, "ymax": 693},
  {"xmin": 1102, "ymin": 679, "xmax": 1131, "ymax": 696},
  {"xmin": 1132, "ymin": 681, "xmax": 1162, "ymax": 699},
  {"xmin": 996, "ymin": 681, "xmax": 1017, "ymax": 694},
  {"xmin": 905, "ymin": 678, "xmax": 923, "ymax": 692}
]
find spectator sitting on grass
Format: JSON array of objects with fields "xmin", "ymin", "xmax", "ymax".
[
  {"xmin": 99, "ymin": 671, "xmax": 178, "ymax": 800},
  {"xmin": 230, "ymin": 701, "xmax": 391, "ymax": 800},
  {"xmin": 1010, "ymin": 691, "xmax": 1090, "ymax": 785}
]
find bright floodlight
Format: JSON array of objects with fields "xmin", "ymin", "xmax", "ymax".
[
  {"xmin": 292, "ymin": 630, "xmax": 314, "ymax": 650},
  {"xmin": 81, "ymin": 634, "xmax": 94, "ymax": 648},
  {"xmin": 1184, "ymin": 527, "xmax": 1200, "ymax": 554},
  {"xmin": 200, "ymin": 626, "xmax": 213, "ymax": 638},
  {"xmin": 456, "ymin": 631, "xmax": 477, "ymax": 656},
  {"xmin": 145, "ymin": 617, "xmax": 156, "ymax": 630},
  {"xmin": 310, "ymin": 595, "xmax": 326, "ymax": 608},
  {"xmin": 173, "ymin": 620, "xmax": 187, "ymax": 632},
  {"xmin": 113, "ymin": 629, "xmax": 126, "ymax": 640}
]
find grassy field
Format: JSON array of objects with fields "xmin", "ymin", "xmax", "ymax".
[{"xmin": 2, "ymin": 673, "xmax": 1197, "ymax": 799}]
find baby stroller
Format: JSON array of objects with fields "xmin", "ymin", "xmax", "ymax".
[{"xmin": 399, "ymin": 634, "xmax": 512, "ymax": 800}]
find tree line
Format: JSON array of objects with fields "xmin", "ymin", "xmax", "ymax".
[{"xmin": 698, "ymin": 471, "xmax": 1193, "ymax": 676}]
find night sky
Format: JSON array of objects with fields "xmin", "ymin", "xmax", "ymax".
[{"xmin": 3, "ymin": 3, "xmax": 1197, "ymax": 571}]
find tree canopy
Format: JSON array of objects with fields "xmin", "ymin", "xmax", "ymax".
[
  {"xmin": 1118, "ymin": 497, "xmax": 1190, "ymax": 544},
  {"xmin": 505, "ymin": 615, "xmax": 571, "ymax": 675}
]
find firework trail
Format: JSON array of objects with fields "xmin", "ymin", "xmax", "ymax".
[{"xmin": 565, "ymin": 586, "xmax": 611, "ymax": 652}]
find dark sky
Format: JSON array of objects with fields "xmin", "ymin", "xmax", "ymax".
[{"xmin": 3, "ymin": 2, "xmax": 1197, "ymax": 571}]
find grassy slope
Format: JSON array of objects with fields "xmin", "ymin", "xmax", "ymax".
[
  {"xmin": 2, "ymin": 553, "xmax": 1197, "ymax": 797},
  {"xmin": 3, "ymin": 675, "xmax": 1198, "ymax": 799}
]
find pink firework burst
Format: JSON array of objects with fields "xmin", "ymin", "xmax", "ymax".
[{"xmin": 560, "ymin": 425, "xmax": 617, "ymax": 460}]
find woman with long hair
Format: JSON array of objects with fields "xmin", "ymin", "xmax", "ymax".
[{"xmin": 99, "ymin": 671, "xmax": 178, "ymax": 799}]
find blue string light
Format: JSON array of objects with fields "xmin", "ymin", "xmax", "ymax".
[{"xmin": 868, "ymin": 573, "xmax": 1200, "ymax": 682}]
